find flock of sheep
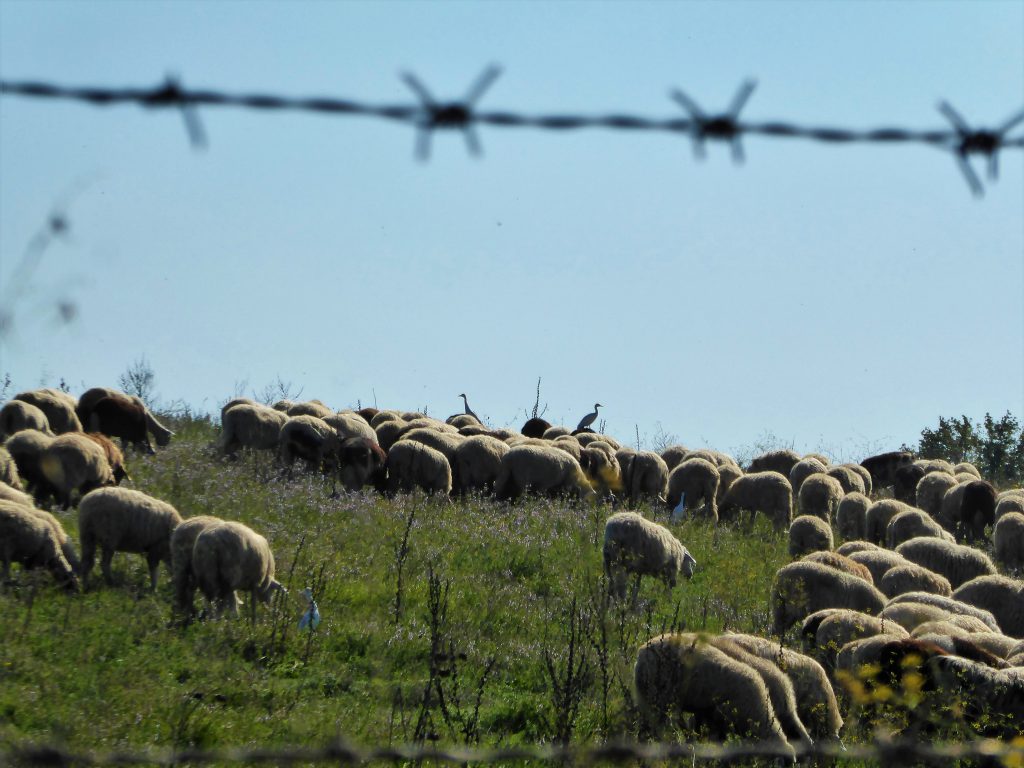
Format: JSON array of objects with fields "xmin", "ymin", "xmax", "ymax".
[{"xmin": 2, "ymin": 386, "xmax": 1024, "ymax": 750}]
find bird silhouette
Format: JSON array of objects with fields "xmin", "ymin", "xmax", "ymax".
[
  {"xmin": 459, "ymin": 393, "xmax": 480, "ymax": 421},
  {"xmin": 576, "ymin": 403, "xmax": 603, "ymax": 431}
]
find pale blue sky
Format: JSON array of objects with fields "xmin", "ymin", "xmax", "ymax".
[{"xmin": 1, "ymin": 0, "xmax": 1022, "ymax": 458}]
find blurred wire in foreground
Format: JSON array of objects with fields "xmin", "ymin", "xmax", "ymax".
[{"xmin": 2, "ymin": 68, "xmax": 1023, "ymax": 196}]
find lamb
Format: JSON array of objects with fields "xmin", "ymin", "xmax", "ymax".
[
  {"xmin": 619, "ymin": 450, "xmax": 668, "ymax": 505},
  {"xmin": 0, "ymin": 399, "xmax": 51, "ymax": 439},
  {"xmin": 747, "ymin": 449, "xmax": 801, "ymax": 478},
  {"xmin": 78, "ymin": 487, "xmax": 183, "ymax": 589},
  {"xmin": 886, "ymin": 591, "xmax": 1001, "ymax": 632},
  {"xmin": 801, "ymin": 551, "xmax": 874, "ymax": 584},
  {"xmin": 220, "ymin": 404, "xmax": 289, "ymax": 456},
  {"xmin": 0, "ymin": 445, "xmax": 21, "ymax": 488},
  {"xmin": 835, "ymin": 493, "xmax": 870, "ymax": 541},
  {"xmin": 878, "ymin": 564, "xmax": 953, "ymax": 599},
  {"xmin": 454, "ymin": 435, "xmax": 509, "ymax": 495},
  {"xmin": 494, "ymin": 445, "xmax": 594, "ymax": 503},
  {"xmin": 78, "ymin": 387, "xmax": 174, "ymax": 447},
  {"xmin": 13, "ymin": 388, "xmax": 82, "ymax": 434},
  {"xmin": 278, "ymin": 415, "xmax": 341, "ymax": 474},
  {"xmin": 788, "ymin": 457, "xmax": 827, "ymax": 496},
  {"xmin": 191, "ymin": 520, "xmax": 286, "ymax": 620},
  {"xmin": 659, "ymin": 444, "xmax": 690, "ymax": 472},
  {"xmin": 788, "ymin": 515, "xmax": 833, "ymax": 557},
  {"xmin": 520, "ymin": 417, "xmax": 551, "ymax": 438},
  {"xmin": 40, "ymin": 432, "xmax": 117, "ymax": 508},
  {"xmin": 915, "ymin": 471, "xmax": 959, "ymax": 519},
  {"xmin": 386, "ymin": 440, "xmax": 452, "ymax": 497},
  {"xmin": 337, "ymin": 437, "xmax": 388, "ymax": 493},
  {"xmin": 170, "ymin": 515, "xmax": 225, "ymax": 619},
  {"xmin": 723, "ymin": 633, "xmax": 844, "ymax": 743},
  {"xmin": 771, "ymin": 561, "xmax": 887, "ymax": 635},
  {"xmin": 927, "ymin": 655, "xmax": 1024, "ymax": 738},
  {"xmin": 634, "ymin": 633, "xmax": 794, "ymax": 755},
  {"xmin": 895, "ymin": 536, "xmax": 997, "ymax": 589},
  {"xmin": 4, "ymin": 429, "xmax": 55, "ymax": 503},
  {"xmin": 719, "ymin": 471, "xmax": 793, "ymax": 532},
  {"xmin": 952, "ymin": 575, "xmax": 1024, "ymax": 638},
  {"xmin": 847, "ymin": 549, "xmax": 908, "ymax": 583},
  {"xmin": 603, "ymin": 512, "xmax": 695, "ymax": 599},
  {"xmin": 994, "ymin": 512, "xmax": 1024, "ymax": 572},
  {"xmin": 835, "ymin": 540, "xmax": 879, "ymax": 556},
  {"xmin": 666, "ymin": 457, "xmax": 719, "ymax": 523},
  {"xmin": 0, "ymin": 500, "xmax": 77, "ymax": 587},
  {"xmin": 863, "ymin": 499, "xmax": 915, "ymax": 544},
  {"xmin": 860, "ymin": 450, "xmax": 914, "ymax": 489},
  {"xmin": 825, "ymin": 465, "xmax": 867, "ymax": 496},
  {"xmin": 797, "ymin": 473, "xmax": 844, "ymax": 522},
  {"xmin": 885, "ymin": 508, "xmax": 950, "ymax": 548}
]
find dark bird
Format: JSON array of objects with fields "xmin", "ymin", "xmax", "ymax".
[{"xmin": 576, "ymin": 403, "xmax": 603, "ymax": 431}]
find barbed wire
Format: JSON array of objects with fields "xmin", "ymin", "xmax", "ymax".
[
  {"xmin": 4, "ymin": 736, "xmax": 1024, "ymax": 767},
  {"xmin": 2, "ymin": 69, "xmax": 1023, "ymax": 196}
]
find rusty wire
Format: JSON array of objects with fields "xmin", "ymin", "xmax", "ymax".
[{"xmin": 2, "ymin": 70, "xmax": 1023, "ymax": 196}]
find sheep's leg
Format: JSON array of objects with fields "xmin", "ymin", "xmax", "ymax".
[
  {"xmin": 146, "ymin": 551, "xmax": 162, "ymax": 591},
  {"xmin": 630, "ymin": 574, "xmax": 642, "ymax": 608},
  {"xmin": 79, "ymin": 541, "xmax": 95, "ymax": 587},
  {"xmin": 100, "ymin": 547, "xmax": 115, "ymax": 585}
]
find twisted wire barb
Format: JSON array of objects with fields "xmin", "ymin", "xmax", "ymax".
[
  {"xmin": 4, "ymin": 737, "xmax": 1024, "ymax": 766},
  {"xmin": 1, "ymin": 73, "xmax": 1023, "ymax": 195}
]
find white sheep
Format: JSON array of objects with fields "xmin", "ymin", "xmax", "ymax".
[
  {"xmin": 994, "ymin": 512, "xmax": 1024, "ymax": 572},
  {"xmin": 386, "ymin": 440, "xmax": 453, "ymax": 497},
  {"xmin": 885, "ymin": 508, "xmax": 952, "ymax": 548},
  {"xmin": 78, "ymin": 487, "xmax": 183, "ymax": 589},
  {"xmin": 494, "ymin": 445, "xmax": 594, "ymax": 503},
  {"xmin": 952, "ymin": 575, "xmax": 1024, "ymax": 639},
  {"xmin": 220, "ymin": 403, "xmax": 289, "ymax": 456},
  {"xmin": 835, "ymin": 493, "xmax": 870, "ymax": 542},
  {"xmin": 191, "ymin": 520, "xmax": 285, "ymax": 620},
  {"xmin": 40, "ymin": 432, "xmax": 116, "ymax": 508},
  {"xmin": 666, "ymin": 457, "xmax": 719, "ymax": 523},
  {"xmin": 719, "ymin": 471, "xmax": 793, "ymax": 532},
  {"xmin": 0, "ymin": 400, "xmax": 52, "ymax": 439},
  {"xmin": 603, "ymin": 511, "xmax": 695, "ymax": 599},
  {"xmin": 895, "ymin": 536, "xmax": 997, "ymax": 589},
  {"xmin": 771, "ymin": 561, "xmax": 887, "ymax": 635},
  {"xmin": 170, "ymin": 515, "xmax": 225, "ymax": 619},
  {"xmin": 788, "ymin": 515, "xmax": 833, "ymax": 557},
  {"xmin": 13, "ymin": 388, "xmax": 81, "ymax": 434},
  {"xmin": 886, "ymin": 591, "xmax": 1001, "ymax": 632},
  {"xmin": 0, "ymin": 500, "xmax": 77, "ymax": 587},
  {"xmin": 877, "ymin": 563, "xmax": 953, "ymax": 599},
  {"xmin": 797, "ymin": 473, "xmax": 844, "ymax": 522},
  {"xmin": 789, "ymin": 457, "xmax": 827, "ymax": 496}
]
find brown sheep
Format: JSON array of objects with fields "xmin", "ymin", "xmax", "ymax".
[
  {"xmin": 747, "ymin": 449, "xmax": 801, "ymax": 477},
  {"xmin": 88, "ymin": 394, "xmax": 154, "ymax": 454},
  {"xmin": 78, "ymin": 387, "xmax": 174, "ymax": 447},
  {"xmin": 860, "ymin": 450, "xmax": 914, "ymax": 489},
  {"xmin": 338, "ymin": 437, "xmax": 388, "ymax": 493},
  {"xmin": 520, "ymin": 417, "xmax": 551, "ymax": 438}
]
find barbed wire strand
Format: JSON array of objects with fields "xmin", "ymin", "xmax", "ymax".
[
  {"xmin": 4, "ymin": 737, "xmax": 1024, "ymax": 767},
  {"xmin": 2, "ymin": 71, "xmax": 1023, "ymax": 196}
]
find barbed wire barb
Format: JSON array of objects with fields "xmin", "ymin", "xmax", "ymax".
[
  {"xmin": 669, "ymin": 78, "xmax": 757, "ymax": 163},
  {"xmin": 144, "ymin": 74, "xmax": 207, "ymax": 150},
  {"xmin": 937, "ymin": 101, "xmax": 1024, "ymax": 196},
  {"xmin": 400, "ymin": 64, "xmax": 501, "ymax": 161}
]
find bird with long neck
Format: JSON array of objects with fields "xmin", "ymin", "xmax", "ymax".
[
  {"xmin": 577, "ymin": 403, "xmax": 603, "ymax": 431},
  {"xmin": 459, "ymin": 393, "xmax": 480, "ymax": 422}
]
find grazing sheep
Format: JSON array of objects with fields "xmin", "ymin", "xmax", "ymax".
[
  {"xmin": 788, "ymin": 515, "xmax": 833, "ymax": 557},
  {"xmin": 192, "ymin": 521, "xmax": 285, "ymax": 620},
  {"xmin": 0, "ymin": 500, "xmax": 77, "ymax": 587},
  {"xmin": 619, "ymin": 451, "xmax": 668, "ymax": 505},
  {"xmin": 83, "ymin": 433, "xmax": 129, "ymax": 484},
  {"xmin": 271, "ymin": 399, "xmax": 294, "ymax": 412},
  {"xmin": 896, "ymin": 537, "xmax": 997, "ymax": 589},
  {"xmin": 170, "ymin": 515, "xmax": 225, "ymax": 619},
  {"xmin": 4, "ymin": 430, "xmax": 55, "ymax": 503},
  {"xmin": 659, "ymin": 445, "xmax": 690, "ymax": 472},
  {"xmin": 835, "ymin": 540, "xmax": 879, "ymax": 556},
  {"xmin": 24, "ymin": 505, "xmax": 81, "ymax": 574},
  {"xmin": 219, "ymin": 397, "xmax": 259, "ymax": 422},
  {"xmin": 634, "ymin": 634, "xmax": 794, "ymax": 755},
  {"xmin": 716, "ymin": 463, "xmax": 743, "ymax": 507},
  {"xmin": 927, "ymin": 655, "xmax": 1024, "ymax": 738},
  {"xmin": 797, "ymin": 473, "xmax": 844, "ymax": 522},
  {"xmin": 369, "ymin": 410, "xmax": 402, "ymax": 428},
  {"xmin": 354, "ymin": 407, "xmax": 377, "ymax": 423},
  {"xmin": 878, "ymin": 564, "xmax": 953, "ymax": 599},
  {"xmin": 860, "ymin": 450, "xmax": 914, "ymax": 490},
  {"xmin": 666, "ymin": 458, "xmax": 719, "ymax": 523},
  {"xmin": 494, "ymin": 445, "xmax": 594, "ymax": 503},
  {"xmin": 887, "ymin": 592, "xmax": 1001, "ymax": 632},
  {"xmin": 446, "ymin": 414, "xmax": 481, "ymax": 430},
  {"xmin": 580, "ymin": 444, "xmax": 623, "ymax": 500},
  {"xmin": 847, "ymin": 549, "xmax": 908, "ymax": 583},
  {"xmin": 40, "ymin": 433, "xmax": 116, "ymax": 508},
  {"xmin": 454, "ymin": 435, "xmax": 510, "ymax": 495},
  {"xmin": 893, "ymin": 463, "xmax": 928, "ymax": 504},
  {"xmin": 801, "ymin": 551, "xmax": 873, "ymax": 584},
  {"xmin": 338, "ymin": 437, "xmax": 388, "ymax": 493},
  {"xmin": 864, "ymin": 499, "xmax": 918, "ymax": 544},
  {"xmin": 574, "ymin": 432, "xmax": 622, "ymax": 451},
  {"xmin": 386, "ymin": 440, "xmax": 452, "ymax": 497},
  {"xmin": 724, "ymin": 633, "xmax": 844, "ymax": 743},
  {"xmin": 844, "ymin": 464, "xmax": 873, "ymax": 496},
  {"xmin": 688, "ymin": 449, "xmax": 739, "ymax": 469},
  {"xmin": 885, "ymin": 508, "xmax": 949, "ymax": 548},
  {"xmin": 520, "ymin": 417, "xmax": 551, "ymax": 439},
  {"xmin": 0, "ymin": 446, "xmax": 21, "ymax": 488},
  {"xmin": 953, "ymin": 575, "xmax": 1024, "ymax": 638},
  {"xmin": 917, "ymin": 458, "xmax": 956, "ymax": 475},
  {"xmin": 374, "ymin": 419, "xmax": 408, "ymax": 452},
  {"xmin": 954, "ymin": 480, "xmax": 998, "ymax": 543},
  {"xmin": 771, "ymin": 561, "xmax": 887, "ymax": 635},
  {"xmin": 995, "ymin": 490, "xmax": 1024, "ymax": 520},
  {"xmin": 78, "ymin": 387, "xmax": 174, "ymax": 447},
  {"xmin": 914, "ymin": 629, "xmax": 1018, "ymax": 661},
  {"xmin": 825, "ymin": 465, "xmax": 866, "ymax": 496},
  {"xmin": 221, "ymin": 403, "xmax": 289, "ymax": 457},
  {"xmin": 994, "ymin": 512, "xmax": 1024, "ymax": 572},
  {"xmin": 399, "ymin": 427, "xmax": 464, "ymax": 462},
  {"xmin": 0, "ymin": 400, "xmax": 52, "ymax": 439},
  {"xmin": 278, "ymin": 415, "xmax": 341, "ymax": 474},
  {"xmin": 747, "ymin": 449, "xmax": 801, "ymax": 478},
  {"xmin": 719, "ymin": 471, "xmax": 793, "ymax": 532},
  {"xmin": 953, "ymin": 462, "xmax": 982, "ymax": 479},
  {"xmin": 603, "ymin": 512, "xmax": 695, "ymax": 599},
  {"xmin": 78, "ymin": 487, "xmax": 183, "ymax": 589},
  {"xmin": 324, "ymin": 412, "xmax": 378, "ymax": 444},
  {"xmin": 286, "ymin": 400, "xmax": 333, "ymax": 419},
  {"xmin": 813, "ymin": 610, "xmax": 909, "ymax": 670},
  {"xmin": 13, "ymin": 388, "xmax": 81, "ymax": 434},
  {"xmin": 835, "ymin": 493, "xmax": 870, "ymax": 542},
  {"xmin": 541, "ymin": 426, "xmax": 571, "ymax": 440},
  {"xmin": 0, "ymin": 480, "xmax": 33, "ymax": 506},
  {"xmin": 915, "ymin": 471, "xmax": 959, "ymax": 520},
  {"xmin": 789, "ymin": 457, "xmax": 827, "ymax": 496},
  {"xmin": 551, "ymin": 435, "xmax": 584, "ymax": 462},
  {"xmin": 879, "ymin": 601, "xmax": 993, "ymax": 634}
]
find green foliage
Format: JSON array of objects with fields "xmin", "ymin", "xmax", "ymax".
[{"xmin": 917, "ymin": 411, "xmax": 1024, "ymax": 483}]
